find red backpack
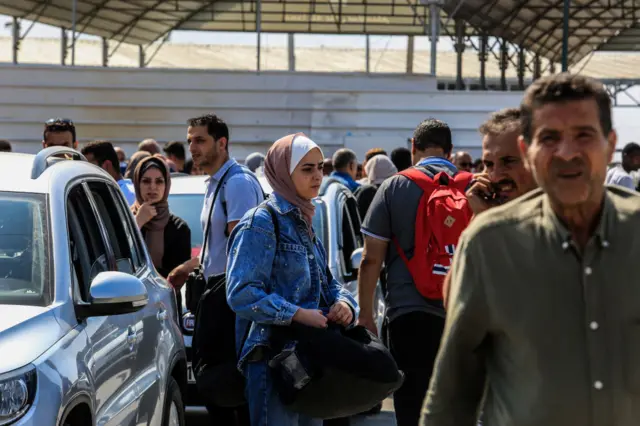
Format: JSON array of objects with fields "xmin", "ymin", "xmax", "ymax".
[{"xmin": 392, "ymin": 167, "xmax": 473, "ymax": 300}]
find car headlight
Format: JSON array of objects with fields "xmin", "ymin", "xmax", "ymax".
[{"xmin": 0, "ymin": 365, "xmax": 37, "ymax": 426}]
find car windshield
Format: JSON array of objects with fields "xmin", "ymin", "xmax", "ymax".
[
  {"xmin": 167, "ymin": 194, "xmax": 205, "ymax": 248},
  {"xmin": 0, "ymin": 192, "xmax": 50, "ymax": 306}
]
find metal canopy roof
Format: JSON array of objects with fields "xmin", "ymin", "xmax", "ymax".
[
  {"xmin": 442, "ymin": 0, "xmax": 638, "ymax": 65},
  {"xmin": 0, "ymin": 0, "xmax": 471, "ymax": 44},
  {"xmin": 599, "ymin": 22, "xmax": 640, "ymax": 51}
]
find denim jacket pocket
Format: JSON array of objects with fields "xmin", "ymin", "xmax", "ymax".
[{"xmin": 273, "ymin": 243, "xmax": 311, "ymax": 298}]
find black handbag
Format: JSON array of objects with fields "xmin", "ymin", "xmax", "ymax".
[
  {"xmin": 269, "ymin": 323, "xmax": 404, "ymax": 419},
  {"xmin": 191, "ymin": 202, "xmax": 280, "ymax": 408}
]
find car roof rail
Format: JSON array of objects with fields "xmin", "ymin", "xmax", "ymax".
[{"xmin": 31, "ymin": 147, "xmax": 87, "ymax": 180}]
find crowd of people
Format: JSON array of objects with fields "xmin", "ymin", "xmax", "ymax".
[{"xmin": 1, "ymin": 71, "xmax": 638, "ymax": 426}]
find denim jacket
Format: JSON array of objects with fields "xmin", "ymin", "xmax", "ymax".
[{"xmin": 226, "ymin": 193, "xmax": 359, "ymax": 373}]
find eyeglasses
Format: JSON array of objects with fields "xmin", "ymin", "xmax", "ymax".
[{"xmin": 45, "ymin": 118, "xmax": 75, "ymax": 127}]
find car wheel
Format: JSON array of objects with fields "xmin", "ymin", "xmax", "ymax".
[{"xmin": 162, "ymin": 376, "xmax": 185, "ymax": 426}]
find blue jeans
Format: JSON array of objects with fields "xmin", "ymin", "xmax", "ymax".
[{"xmin": 245, "ymin": 360, "xmax": 322, "ymax": 426}]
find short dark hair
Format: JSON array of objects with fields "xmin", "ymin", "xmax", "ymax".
[
  {"xmin": 187, "ymin": 114, "xmax": 230, "ymax": 150},
  {"xmin": 521, "ymin": 73, "xmax": 612, "ymax": 143},
  {"xmin": 479, "ymin": 108, "xmax": 521, "ymax": 136},
  {"xmin": 622, "ymin": 142, "xmax": 640, "ymax": 157},
  {"xmin": 413, "ymin": 119, "xmax": 452, "ymax": 154},
  {"xmin": 163, "ymin": 140, "xmax": 186, "ymax": 160},
  {"xmin": 81, "ymin": 140, "xmax": 120, "ymax": 173},
  {"xmin": 332, "ymin": 148, "xmax": 357, "ymax": 170},
  {"xmin": 0, "ymin": 139, "xmax": 11, "ymax": 152},
  {"xmin": 391, "ymin": 147, "xmax": 412, "ymax": 171},
  {"xmin": 364, "ymin": 148, "xmax": 387, "ymax": 162},
  {"xmin": 43, "ymin": 120, "xmax": 76, "ymax": 143}
]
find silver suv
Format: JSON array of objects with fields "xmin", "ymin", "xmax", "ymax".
[{"xmin": 0, "ymin": 148, "xmax": 187, "ymax": 426}]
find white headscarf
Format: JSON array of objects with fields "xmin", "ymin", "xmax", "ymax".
[
  {"xmin": 289, "ymin": 135, "xmax": 321, "ymax": 175},
  {"xmin": 365, "ymin": 155, "xmax": 397, "ymax": 185}
]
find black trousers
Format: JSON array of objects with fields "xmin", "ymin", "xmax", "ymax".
[
  {"xmin": 388, "ymin": 311, "xmax": 445, "ymax": 426},
  {"xmin": 205, "ymin": 404, "xmax": 251, "ymax": 426}
]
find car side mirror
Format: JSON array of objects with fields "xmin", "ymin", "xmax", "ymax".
[
  {"xmin": 350, "ymin": 247, "xmax": 364, "ymax": 270},
  {"xmin": 76, "ymin": 271, "xmax": 148, "ymax": 318}
]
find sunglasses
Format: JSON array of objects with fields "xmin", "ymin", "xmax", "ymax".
[{"xmin": 45, "ymin": 118, "xmax": 75, "ymax": 127}]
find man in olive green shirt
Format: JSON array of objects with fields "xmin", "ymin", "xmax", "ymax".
[{"xmin": 423, "ymin": 74, "xmax": 640, "ymax": 426}]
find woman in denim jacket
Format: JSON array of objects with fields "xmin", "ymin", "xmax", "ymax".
[{"xmin": 226, "ymin": 133, "xmax": 359, "ymax": 426}]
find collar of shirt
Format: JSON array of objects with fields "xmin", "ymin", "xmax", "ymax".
[
  {"xmin": 542, "ymin": 191, "xmax": 613, "ymax": 251},
  {"xmin": 416, "ymin": 156, "xmax": 458, "ymax": 172},
  {"xmin": 271, "ymin": 192, "xmax": 298, "ymax": 216},
  {"xmin": 331, "ymin": 171, "xmax": 360, "ymax": 190},
  {"xmin": 204, "ymin": 158, "xmax": 237, "ymax": 186}
]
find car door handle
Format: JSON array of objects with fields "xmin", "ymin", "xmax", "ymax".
[
  {"xmin": 157, "ymin": 309, "xmax": 167, "ymax": 322},
  {"xmin": 126, "ymin": 327, "xmax": 137, "ymax": 347}
]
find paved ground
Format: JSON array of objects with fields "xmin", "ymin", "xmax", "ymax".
[{"xmin": 187, "ymin": 399, "xmax": 397, "ymax": 425}]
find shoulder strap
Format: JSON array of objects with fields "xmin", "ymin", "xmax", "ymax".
[
  {"xmin": 199, "ymin": 166, "xmax": 234, "ymax": 264},
  {"xmin": 398, "ymin": 167, "xmax": 438, "ymax": 193},
  {"xmin": 221, "ymin": 165, "xmax": 266, "ymax": 237}
]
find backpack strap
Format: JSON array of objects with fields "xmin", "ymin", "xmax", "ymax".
[{"xmin": 221, "ymin": 164, "xmax": 266, "ymax": 237}]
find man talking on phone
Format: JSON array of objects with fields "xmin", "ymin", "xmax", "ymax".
[{"xmin": 466, "ymin": 107, "xmax": 537, "ymax": 214}]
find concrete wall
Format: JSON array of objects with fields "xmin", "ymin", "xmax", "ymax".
[{"xmin": 0, "ymin": 64, "xmax": 524, "ymax": 160}]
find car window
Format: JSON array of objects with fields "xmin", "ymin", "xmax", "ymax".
[
  {"xmin": 167, "ymin": 194, "xmax": 203, "ymax": 249},
  {"xmin": 108, "ymin": 185, "xmax": 144, "ymax": 272},
  {"xmin": 0, "ymin": 192, "xmax": 50, "ymax": 306},
  {"xmin": 87, "ymin": 182, "xmax": 135, "ymax": 275},
  {"xmin": 67, "ymin": 185, "xmax": 110, "ymax": 299}
]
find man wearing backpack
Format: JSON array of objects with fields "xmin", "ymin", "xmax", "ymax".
[
  {"xmin": 168, "ymin": 114, "xmax": 263, "ymax": 426},
  {"xmin": 357, "ymin": 118, "xmax": 472, "ymax": 426}
]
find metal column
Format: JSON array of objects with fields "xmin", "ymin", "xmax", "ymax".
[
  {"xmin": 365, "ymin": 35, "xmax": 370, "ymax": 73},
  {"xmin": 479, "ymin": 33, "xmax": 487, "ymax": 90},
  {"xmin": 256, "ymin": 0, "xmax": 262, "ymax": 73},
  {"xmin": 102, "ymin": 37, "xmax": 109, "ymax": 67},
  {"xmin": 500, "ymin": 39, "xmax": 508, "ymax": 91},
  {"xmin": 517, "ymin": 48, "xmax": 525, "ymax": 90},
  {"xmin": 561, "ymin": 0, "xmax": 570, "ymax": 71},
  {"xmin": 288, "ymin": 33, "xmax": 295, "ymax": 71},
  {"xmin": 138, "ymin": 45, "xmax": 145, "ymax": 68},
  {"xmin": 406, "ymin": 35, "xmax": 414, "ymax": 74},
  {"xmin": 533, "ymin": 54, "xmax": 541, "ymax": 80},
  {"xmin": 71, "ymin": 0, "xmax": 77, "ymax": 66},
  {"xmin": 11, "ymin": 17, "xmax": 19, "ymax": 64},
  {"xmin": 454, "ymin": 19, "xmax": 465, "ymax": 90},
  {"xmin": 429, "ymin": 2, "xmax": 441, "ymax": 76},
  {"xmin": 61, "ymin": 27, "xmax": 68, "ymax": 65}
]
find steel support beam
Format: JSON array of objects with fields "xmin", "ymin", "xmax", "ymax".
[
  {"xmin": 288, "ymin": 33, "xmax": 295, "ymax": 71},
  {"xmin": 11, "ymin": 17, "xmax": 19, "ymax": 64},
  {"xmin": 479, "ymin": 33, "xmax": 487, "ymax": 90},
  {"xmin": 429, "ymin": 2, "xmax": 441, "ymax": 76},
  {"xmin": 256, "ymin": 0, "xmax": 262, "ymax": 73},
  {"xmin": 561, "ymin": 0, "xmax": 570, "ymax": 71},
  {"xmin": 71, "ymin": 0, "xmax": 77, "ymax": 66},
  {"xmin": 366, "ymin": 35, "xmax": 371, "ymax": 73},
  {"xmin": 454, "ymin": 19, "xmax": 465, "ymax": 90},
  {"xmin": 406, "ymin": 35, "xmax": 414, "ymax": 74},
  {"xmin": 139, "ymin": 45, "xmax": 145, "ymax": 68},
  {"xmin": 61, "ymin": 27, "xmax": 68, "ymax": 66},
  {"xmin": 533, "ymin": 54, "xmax": 541, "ymax": 80},
  {"xmin": 102, "ymin": 37, "xmax": 109, "ymax": 67},
  {"xmin": 500, "ymin": 39, "xmax": 508, "ymax": 91},
  {"xmin": 517, "ymin": 48, "xmax": 525, "ymax": 90}
]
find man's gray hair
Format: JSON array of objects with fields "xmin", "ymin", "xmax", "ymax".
[{"xmin": 332, "ymin": 148, "xmax": 357, "ymax": 170}]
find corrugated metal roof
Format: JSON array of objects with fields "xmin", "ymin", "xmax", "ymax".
[
  {"xmin": 2, "ymin": 37, "xmax": 639, "ymax": 79},
  {"xmin": 0, "ymin": 0, "xmax": 463, "ymax": 42},
  {"xmin": 441, "ymin": 0, "xmax": 639, "ymax": 65}
]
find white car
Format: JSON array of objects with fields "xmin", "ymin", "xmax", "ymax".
[{"xmin": 167, "ymin": 173, "xmax": 386, "ymax": 408}]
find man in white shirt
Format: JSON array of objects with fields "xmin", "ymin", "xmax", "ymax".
[{"xmin": 605, "ymin": 142, "xmax": 640, "ymax": 190}]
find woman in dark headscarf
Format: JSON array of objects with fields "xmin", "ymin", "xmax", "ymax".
[
  {"xmin": 132, "ymin": 156, "xmax": 191, "ymax": 279},
  {"xmin": 226, "ymin": 133, "xmax": 359, "ymax": 426}
]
